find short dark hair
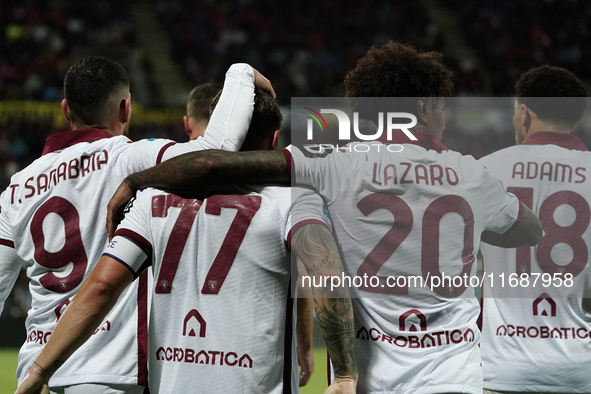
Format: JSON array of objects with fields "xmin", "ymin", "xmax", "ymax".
[
  {"xmin": 187, "ymin": 82, "xmax": 222, "ymax": 121},
  {"xmin": 344, "ymin": 42, "xmax": 453, "ymax": 115},
  {"xmin": 210, "ymin": 87, "xmax": 282, "ymax": 151},
  {"xmin": 515, "ymin": 65, "xmax": 587, "ymax": 128},
  {"xmin": 63, "ymin": 56, "xmax": 129, "ymax": 125}
]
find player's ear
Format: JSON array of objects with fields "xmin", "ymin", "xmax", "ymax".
[
  {"xmin": 271, "ymin": 129, "xmax": 280, "ymax": 150},
  {"xmin": 184, "ymin": 116, "xmax": 192, "ymax": 136},
  {"xmin": 120, "ymin": 95, "xmax": 131, "ymax": 124},
  {"xmin": 61, "ymin": 99, "xmax": 71, "ymax": 123},
  {"xmin": 522, "ymin": 104, "xmax": 532, "ymax": 132},
  {"xmin": 416, "ymin": 97, "xmax": 428, "ymax": 125}
]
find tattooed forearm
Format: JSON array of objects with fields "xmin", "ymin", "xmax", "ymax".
[
  {"xmin": 292, "ymin": 223, "xmax": 357, "ymax": 379},
  {"xmin": 316, "ymin": 298, "xmax": 356, "ymax": 378},
  {"xmin": 125, "ymin": 150, "xmax": 290, "ymax": 194}
]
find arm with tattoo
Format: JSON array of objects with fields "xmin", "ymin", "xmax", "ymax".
[
  {"xmin": 291, "ymin": 223, "xmax": 357, "ymax": 391},
  {"xmin": 107, "ymin": 150, "xmax": 290, "ymax": 238}
]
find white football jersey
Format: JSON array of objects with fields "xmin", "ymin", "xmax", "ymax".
[
  {"xmin": 479, "ymin": 132, "xmax": 591, "ymax": 393},
  {"xmin": 0, "ymin": 63, "xmax": 256, "ymax": 387},
  {"xmin": 286, "ymin": 131, "xmax": 521, "ymax": 394},
  {"xmin": 103, "ymin": 185, "xmax": 330, "ymax": 394}
]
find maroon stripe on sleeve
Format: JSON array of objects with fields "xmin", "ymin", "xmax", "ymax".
[
  {"xmin": 282, "ymin": 149, "xmax": 293, "ymax": 183},
  {"xmin": 0, "ymin": 239, "xmax": 15, "ymax": 248},
  {"xmin": 136, "ymin": 270, "xmax": 149, "ymax": 386},
  {"xmin": 286, "ymin": 219, "xmax": 329, "ymax": 250},
  {"xmin": 156, "ymin": 142, "xmax": 176, "ymax": 165},
  {"xmin": 114, "ymin": 229, "xmax": 153, "ymax": 256},
  {"xmin": 282, "ymin": 279, "xmax": 294, "ymax": 394}
]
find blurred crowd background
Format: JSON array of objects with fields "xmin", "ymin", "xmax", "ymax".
[{"xmin": 1, "ymin": 0, "xmax": 591, "ymax": 343}]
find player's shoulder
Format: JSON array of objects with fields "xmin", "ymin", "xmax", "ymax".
[{"xmin": 479, "ymin": 145, "xmax": 523, "ymax": 164}]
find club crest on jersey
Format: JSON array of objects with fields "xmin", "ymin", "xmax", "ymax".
[
  {"xmin": 208, "ymin": 280, "xmax": 217, "ymax": 291},
  {"xmin": 59, "ymin": 279, "xmax": 68, "ymax": 290},
  {"xmin": 160, "ymin": 280, "xmax": 168, "ymax": 290}
]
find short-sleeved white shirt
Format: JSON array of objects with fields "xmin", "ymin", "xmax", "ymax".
[
  {"xmin": 0, "ymin": 63, "xmax": 256, "ymax": 387},
  {"xmin": 479, "ymin": 131, "xmax": 591, "ymax": 393},
  {"xmin": 103, "ymin": 185, "xmax": 331, "ymax": 393},
  {"xmin": 285, "ymin": 131, "xmax": 521, "ymax": 394}
]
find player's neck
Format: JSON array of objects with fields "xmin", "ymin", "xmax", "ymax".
[
  {"xmin": 526, "ymin": 121, "xmax": 572, "ymax": 136},
  {"xmin": 70, "ymin": 121, "xmax": 123, "ymax": 136},
  {"xmin": 412, "ymin": 124, "xmax": 442, "ymax": 141}
]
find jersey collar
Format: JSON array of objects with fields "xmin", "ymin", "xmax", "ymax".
[
  {"xmin": 378, "ymin": 130, "xmax": 448, "ymax": 152},
  {"xmin": 521, "ymin": 131, "xmax": 588, "ymax": 151},
  {"xmin": 42, "ymin": 128, "xmax": 114, "ymax": 155}
]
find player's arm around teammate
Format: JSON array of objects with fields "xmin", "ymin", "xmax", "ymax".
[
  {"xmin": 16, "ymin": 214, "xmax": 358, "ymax": 394},
  {"xmin": 106, "ymin": 149, "xmax": 543, "ymax": 247}
]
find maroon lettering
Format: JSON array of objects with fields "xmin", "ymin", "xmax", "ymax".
[
  {"xmin": 185, "ymin": 348, "xmax": 195, "ymax": 363},
  {"xmin": 507, "ymin": 325, "xmax": 515, "ymax": 337},
  {"xmin": 526, "ymin": 162, "xmax": 538, "ymax": 179},
  {"xmin": 512, "ymin": 162, "xmax": 525, "ymax": 179},
  {"xmin": 381, "ymin": 334, "xmax": 393, "ymax": 344},
  {"xmin": 577, "ymin": 328, "xmax": 588, "ymax": 339},
  {"xmin": 575, "ymin": 167, "xmax": 586, "ymax": 183},
  {"xmin": 408, "ymin": 335, "xmax": 420, "ymax": 348},
  {"xmin": 432, "ymin": 331, "xmax": 444, "ymax": 345},
  {"xmin": 208, "ymin": 350, "xmax": 220, "ymax": 364},
  {"xmin": 429, "ymin": 164, "xmax": 444, "ymax": 186},
  {"xmin": 464, "ymin": 328, "xmax": 475, "ymax": 342},
  {"xmin": 96, "ymin": 150, "xmax": 108, "ymax": 169},
  {"xmin": 540, "ymin": 162, "xmax": 552, "ymax": 181},
  {"xmin": 420, "ymin": 334, "xmax": 436, "ymax": 347},
  {"xmin": 450, "ymin": 329, "xmax": 463, "ymax": 344},
  {"xmin": 49, "ymin": 169, "xmax": 57, "ymax": 188},
  {"xmin": 555, "ymin": 163, "xmax": 572, "ymax": 182},
  {"xmin": 24, "ymin": 177, "xmax": 35, "ymax": 198},
  {"xmin": 57, "ymin": 163, "xmax": 67, "ymax": 183},
  {"xmin": 527, "ymin": 327, "xmax": 539, "ymax": 338},
  {"xmin": 156, "ymin": 347, "xmax": 166, "ymax": 360},
  {"xmin": 369, "ymin": 328, "xmax": 381, "ymax": 341},
  {"xmin": 225, "ymin": 352, "xmax": 238, "ymax": 366},
  {"xmin": 196, "ymin": 350, "xmax": 209, "ymax": 364},
  {"xmin": 550, "ymin": 328, "xmax": 562, "ymax": 339},
  {"xmin": 238, "ymin": 354, "xmax": 253, "ymax": 368},
  {"xmin": 516, "ymin": 326, "xmax": 526, "ymax": 338},
  {"xmin": 69, "ymin": 158, "xmax": 79, "ymax": 179},
  {"xmin": 384, "ymin": 164, "xmax": 397, "ymax": 185},
  {"xmin": 372, "ymin": 163, "xmax": 382, "ymax": 185},
  {"xmin": 10, "ymin": 184, "xmax": 18, "ymax": 204},
  {"xmin": 445, "ymin": 168, "xmax": 459, "ymax": 185},
  {"xmin": 400, "ymin": 162, "xmax": 413, "ymax": 184},
  {"xmin": 393, "ymin": 336, "xmax": 407, "ymax": 347},
  {"xmin": 81, "ymin": 156, "xmax": 91, "ymax": 177},
  {"xmin": 37, "ymin": 174, "xmax": 48, "ymax": 195},
  {"xmin": 415, "ymin": 164, "xmax": 428, "ymax": 185},
  {"xmin": 173, "ymin": 348, "xmax": 183, "ymax": 362},
  {"xmin": 540, "ymin": 326, "xmax": 550, "ymax": 338}
]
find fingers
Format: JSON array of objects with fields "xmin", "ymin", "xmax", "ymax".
[
  {"xmin": 252, "ymin": 68, "xmax": 276, "ymax": 99},
  {"xmin": 106, "ymin": 183, "xmax": 133, "ymax": 240},
  {"xmin": 299, "ymin": 370, "xmax": 310, "ymax": 387}
]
